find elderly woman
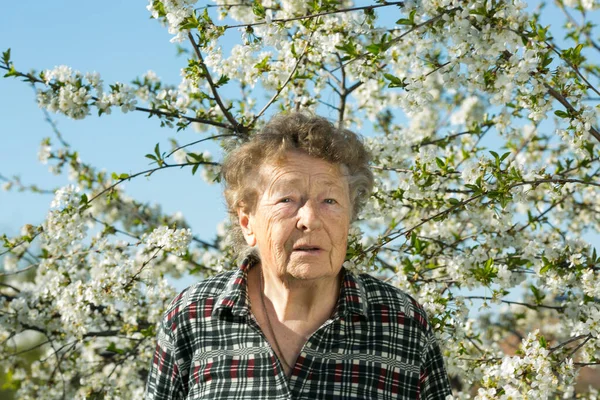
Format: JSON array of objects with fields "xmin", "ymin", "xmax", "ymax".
[{"xmin": 145, "ymin": 113, "xmax": 451, "ymax": 399}]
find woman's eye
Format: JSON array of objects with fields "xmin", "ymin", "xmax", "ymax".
[
  {"xmin": 324, "ymin": 198, "xmax": 337, "ymax": 205},
  {"xmin": 279, "ymin": 198, "xmax": 292, "ymax": 203}
]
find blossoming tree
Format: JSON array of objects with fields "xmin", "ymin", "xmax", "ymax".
[{"xmin": 1, "ymin": 0, "xmax": 600, "ymax": 398}]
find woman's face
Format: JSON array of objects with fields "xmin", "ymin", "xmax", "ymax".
[{"xmin": 239, "ymin": 151, "xmax": 351, "ymax": 282}]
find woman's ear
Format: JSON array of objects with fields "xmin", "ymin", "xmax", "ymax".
[{"xmin": 237, "ymin": 207, "xmax": 257, "ymax": 247}]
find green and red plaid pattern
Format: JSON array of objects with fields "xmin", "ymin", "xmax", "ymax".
[{"xmin": 145, "ymin": 260, "xmax": 452, "ymax": 399}]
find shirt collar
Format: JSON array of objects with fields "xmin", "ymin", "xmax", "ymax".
[
  {"xmin": 212, "ymin": 258, "xmax": 253, "ymax": 318},
  {"xmin": 212, "ymin": 258, "xmax": 369, "ymax": 319},
  {"xmin": 335, "ymin": 268, "xmax": 369, "ymax": 318}
]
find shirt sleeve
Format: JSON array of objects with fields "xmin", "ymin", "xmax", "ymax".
[
  {"xmin": 419, "ymin": 329, "xmax": 452, "ymax": 400},
  {"xmin": 145, "ymin": 319, "xmax": 186, "ymax": 400}
]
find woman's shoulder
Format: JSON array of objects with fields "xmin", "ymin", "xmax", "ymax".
[
  {"xmin": 162, "ymin": 269, "xmax": 237, "ymax": 317},
  {"xmin": 355, "ymin": 272, "xmax": 432, "ymax": 331}
]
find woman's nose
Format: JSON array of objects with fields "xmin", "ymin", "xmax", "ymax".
[{"xmin": 296, "ymin": 200, "xmax": 322, "ymax": 231}]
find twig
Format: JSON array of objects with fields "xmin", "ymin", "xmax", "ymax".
[
  {"xmin": 135, "ymin": 106, "xmax": 235, "ymax": 130},
  {"xmin": 555, "ymin": 2, "xmax": 600, "ymax": 53},
  {"xmin": 0, "ymin": 282, "xmax": 22, "ymax": 293},
  {"xmin": 506, "ymin": 196, "xmax": 568, "ymax": 233},
  {"xmin": 0, "ymin": 65, "xmax": 240, "ymax": 132},
  {"xmin": 365, "ymin": 176, "xmax": 600, "ymax": 253},
  {"xmin": 549, "ymin": 334, "xmax": 591, "ymax": 354},
  {"xmin": 515, "ymin": 178, "xmax": 600, "ymax": 189},
  {"xmin": 544, "ymin": 83, "xmax": 600, "ymax": 143},
  {"xmin": 336, "ymin": 54, "xmax": 364, "ymax": 128},
  {"xmin": 366, "ymin": 192, "xmax": 486, "ymax": 252},
  {"xmin": 542, "ymin": 41, "xmax": 600, "ymax": 97},
  {"xmin": 0, "ymin": 231, "xmax": 42, "ymax": 257},
  {"xmin": 250, "ymin": 38, "xmax": 311, "ymax": 125},
  {"xmin": 563, "ymin": 334, "xmax": 592, "ymax": 363},
  {"xmin": 33, "ymin": 85, "xmax": 70, "ymax": 148},
  {"xmin": 165, "ymin": 133, "xmax": 238, "ymax": 159},
  {"xmin": 0, "ymin": 173, "xmax": 55, "ymax": 194},
  {"xmin": 123, "ymin": 247, "xmax": 164, "ymax": 289},
  {"xmin": 463, "ymin": 296, "xmax": 564, "ymax": 311},
  {"xmin": 86, "ymin": 161, "xmax": 219, "ymax": 206},
  {"xmin": 7, "ymin": 339, "xmax": 51, "ymax": 358},
  {"xmin": 417, "ymin": 129, "xmax": 478, "ymax": 148},
  {"xmin": 335, "ymin": 7, "xmax": 460, "ymax": 72},
  {"xmin": 222, "ymin": 2, "xmax": 405, "ymax": 30},
  {"xmin": 187, "ymin": 33, "xmax": 244, "ymax": 136}
]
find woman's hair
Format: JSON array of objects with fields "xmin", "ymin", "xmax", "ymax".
[{"xmin": 221, "ymin": 112, "xmax": 374, "ymax": 261}]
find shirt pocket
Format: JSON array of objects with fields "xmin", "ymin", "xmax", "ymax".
[
  {"xmin": 302, "ymin": 357, "xmax": 420, "ymax": 400},
  {"xmin": 187, "ymin": 350, "xmax": 284, "ymax": 399}
]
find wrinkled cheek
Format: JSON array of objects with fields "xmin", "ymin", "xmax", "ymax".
[
  {"xmin": 327, "ymin": 226, "xmax": 349, "ymax": 271},
  {"xmin": 265, "ymin": 225, "xmax": 288, "ymax": 265}
]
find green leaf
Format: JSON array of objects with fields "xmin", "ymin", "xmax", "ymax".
[
  {"xmin": 366, "ymin": 43, "xmax": 381, "ymax": 55},
  {"xmin": 538, "ymin": 335, "xmax": 548, "ymax": 349},
  {"xmin": 554, "ymin": 110, "xmax": 569, "ymax": 118},
  {"xmin": 140, "ymin": 326, "xmax": 155, "ymax": 337},
  {"xmin": 396, "ymin": 10, "xmax": 416, "ymax": 25},
  {"xmin": 410, "ymin": 231, "xmax": 417, "ymax": 247},
  {"xmin": 2, "ymin": 48, "xmax": 10, "ymax": 65},
  {"xmin": 216, "ymin": 74, "xmax": 230, "ymax": 87},
  {"xmin": 465, "ymin": 184, "xmax": 480, "ymax": 192},
  {"xmin": 539, "ymin": 262, "xmax": 551, "ymax": 274},
  {"xmin": 396, "ymin": 18, "xmax": 413, "ymax": 25},
  {"xmin": 102, "ymin": 225, "xmax": 117, "ymax": 235},
  {"xmin": 179, "ymin": 13, "xmax": 200, "ymax": 30},
  {"xmin": 448, "ymin": 198, "xmax": 461, "ymax": 205},
  {"xmin": 3, "ymin": 65, "xmax": 18, "ymax": 78},
  {"xmin": 106, "ymin": 342, "xmax": 125, "ymax": 355},
  {"xmin": 335, "ymin": 42, "xmax": 358, "ymax": 58},
  {"xmin": 154, "ymin": 143, "xmax": 162, "ymax": 160},
  {"xmin": 252, "ymin": 1, "xmax": 266, "ymax": 18},
  {"xmin": 584, "ymin": 142, "xmax": 595, "ymax": 158},
  {"xmin": 530, "ymin": 284, "xmax": 546, "ymax": 304},
  {"xmin": 254, "ymin": 55, "xmax": 271, "ymax": 72},
  {"xmin": 383, "ymin": 73, "xmax": 406, "ymax": 89}
]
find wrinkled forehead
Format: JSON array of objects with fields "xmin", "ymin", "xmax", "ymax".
[{"xmin": 258, "ymin": 151, "xmax": 349, "ymax": 191}]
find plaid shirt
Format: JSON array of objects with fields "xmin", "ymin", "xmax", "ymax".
[{"xmin": 145, "ymin": 260, "xmax": 452, "ymax": 399}]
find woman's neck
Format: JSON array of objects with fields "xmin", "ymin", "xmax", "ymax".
[{"xmin": 249, "ymin": 263, "xmax": 342, "ymax": 324}]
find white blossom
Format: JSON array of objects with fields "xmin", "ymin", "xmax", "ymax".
[{"xmin": 143, "ymin": 225, "xmax": 192, "ymax": 256}]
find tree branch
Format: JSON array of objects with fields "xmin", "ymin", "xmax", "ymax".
[
  {"xmin": 165, "ymin": 133, "xmax": 238, "ymax": 159},
  {"xmin": 555, "ymin": 2, "xmax": 600, "ymax": 53},
  {"xmin": 0, "ymin": 65, "xmax": 239, "ymax": 132},
  {"xmin": 251, "ymin": 38, "xmax": 311, "ymax": 126},
  {"xmin": 549, "ymin": 334, "xmax": 591, "ymax": 354},
  {"xmin": 187, "ymin": 33, "xmax": 245, "ymax": 136},
  {"xmin": 222, "ymin": 2, "xmax": 405, "ymax": 30},
  {"xmin": 135, "ymin": 106, "xmax": 235, "ymax": 130},
  {"xmin": 336, "ymin": 7, "xmax": 461, "ymax": 72},
  {"xmin": 86, "ymin": 161, "xmax": 219, "ymax": 206},
  {"xmin": 463, "ymin": 296, "xmax": 564, "ymax": 311},
  {"xmin": 544, "ymin": 83, "xmax": 600, "ymax": 143}
]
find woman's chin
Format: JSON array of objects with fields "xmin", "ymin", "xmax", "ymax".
[{"xmin": 283, "ymin": 261, "xmax": 342, "ymax": 282}]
